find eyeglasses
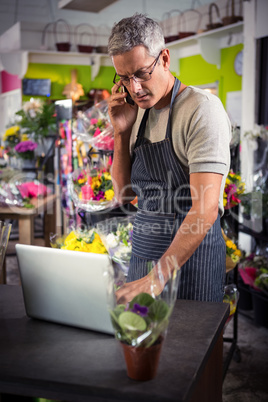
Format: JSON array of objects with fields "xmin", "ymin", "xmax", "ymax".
[{"xmin": 113, "ymin": 51, "xmax": 162, "ymax": 87}]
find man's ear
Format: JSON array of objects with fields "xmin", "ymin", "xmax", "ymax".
[{"xmin": 161, "ymin": 48, "xmax": 170, "ymax": 71}]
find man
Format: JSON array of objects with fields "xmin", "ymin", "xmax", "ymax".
[{"xmin": 108, "ymin": 13, "xmax": 231, "ymax": 304}]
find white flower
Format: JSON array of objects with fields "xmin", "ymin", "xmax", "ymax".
[
  {"xmin": 23, "ymin": 98, "xmax": 42, "ymax": 114},
  {"xmin": 106, "ymin": 233, "xmax": 119, "ymax": 248}
]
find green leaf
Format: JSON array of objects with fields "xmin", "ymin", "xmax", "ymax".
[
  {"xmin": 148, "ymin": 299, "xmax": 170, "ymax": 322},
  {"xmin": 118, "ymin": 311, "xmax": 147, "ymax": 332},
  {"xmin": 109, "ymin": 304, "xmax": 125, "ymax": 331},
  {"xmin": 129, "ymin": 292, "xmax": 155, "ymax": 310}
]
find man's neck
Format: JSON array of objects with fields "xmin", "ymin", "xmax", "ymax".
[{"xmin": 154, "ymin": 75, "xmax": 187, "ymax": 110}]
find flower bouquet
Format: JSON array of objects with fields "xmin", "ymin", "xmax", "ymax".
[
  {"xmin": 109, "ymin": 258, "xmax": 181, "ymax": 380},
  {"xmin": 224, "ymin": 170, "xmax": 246, "ymax": 210},
  {"xmin": 3, "ymin": 125, "xmax": 21, "ymax": 156},
  {"xmin": 69, "ymin": 166, "xmax": 116, "ymax": 212},
  {"xmin": 222, "ymin": 229, "xmax": 242, "ymax": 272},
  {"xmin": 75, "ymin": 100, "xmax": 114, "ymax": 151},
  {"xmin": 96, "ymin": 216, "xmax": 134, "ymax": 276},
  {"xmin": 50, "ymin": 228, "xmax": 107, "ymax": 254}
]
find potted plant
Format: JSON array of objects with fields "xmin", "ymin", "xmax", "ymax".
[
  {"xmin": 15, "ymin": 98, "xmax": 57, "ymax": 161},
  {"xmin": 109, "ymin": 260, "xmax": 181, "ymax": 381},
  {"xmin": 15, "ymin": 99, "xmax": 56, "ymax": 142},
  {"xmin": 14, "ymin": 140, "xmax": 38, "ymax": 169}
]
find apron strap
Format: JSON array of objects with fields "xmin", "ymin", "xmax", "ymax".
[
  {"xmin": 134, "ymin": 76, "xmax": 181, "ymax": 146},
  {"xmin": 165, "ymin": 77, "xmax": 181, "ymax": 140}
]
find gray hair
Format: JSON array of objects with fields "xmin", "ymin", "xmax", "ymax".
[{"xmin": 108, "ymin": 13, "xmax": 165, "ymax": 58}]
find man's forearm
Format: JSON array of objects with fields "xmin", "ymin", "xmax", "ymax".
[{"xmin": 159, "ymin": 204, "xmax": 219, "ymax": 281}]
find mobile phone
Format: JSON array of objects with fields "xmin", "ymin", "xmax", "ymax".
[{"xmin": 123, "ymin": 86, "xmax": 135, "ymax": 105}]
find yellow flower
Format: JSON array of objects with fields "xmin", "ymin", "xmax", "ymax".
[
  {"xmin": 103, "ymin": 172, "xmax": 111, "ymax": 180},
  {"xmin": 5, "ymin": 126, "xmax": 20, "ymax": 136},
  {"xmin": 64, "ymin": 231, "xmax": 77, "ymax": 244},
  {"xmin": 21, "ymin": 134, "xmax": 29, "ymax": 141},
  {"xmin": 59, "ymin": 230, "xmax": 107, "ymax": 254},
  {"xmin": 234, "ymin": 249, "xmax": 241, "ymax": 257},
  {"xmin": 78, "ymin": 177, "xmax": 87, "ymax": 185},
  {"xmin": 91, "ymin": 179, "xmax": 101, "ymax": 190},
  {"xmin": 3, "ymin": 125, "xmax": 20, "ymax": 140},
  {"xmin": 105, "ymin": 189, "xmax": 114, "ymax": 201},
  {"xmin": 226, "ymin": 240, "xmax": 235, "ymax": 249}
]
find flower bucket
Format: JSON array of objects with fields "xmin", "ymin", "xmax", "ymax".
[
  {"xmin": 21, "ymin": 159, "xmax": 36, "ymax": 170},
  {"xmin": 237, "ymin": 277, "xmax": 253, "ymax": 310},
  {"xmin": 250, "ymin": 288, "xmax": 268, "ymax": 328},
  {"xmin": 121, "ymin": 336, "xmax": 163, "ymax": 381}
]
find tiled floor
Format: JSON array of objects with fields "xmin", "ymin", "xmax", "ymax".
[{"xmin": 3, "ymin": 237, "xmax": 268, "ymax": 402}]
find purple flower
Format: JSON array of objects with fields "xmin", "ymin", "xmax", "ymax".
[
  {"xmin": 93, "ymin": 191, "xmax": 105, "ymax": 201},
  {"xmin": 131, "ymin": 303, "xmax": 148, "ymax": 317},
  {"xmin": 14, "ymin": 140, "xmax": 38, "ymax": 153}
]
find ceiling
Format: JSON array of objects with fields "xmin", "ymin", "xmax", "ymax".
[{"xmin": 58, "ymin": 0, "xmax": 118, "ymax": 13}]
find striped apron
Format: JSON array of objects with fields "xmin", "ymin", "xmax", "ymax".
[{"xmin": 128, "ymin": 78, "xmax": 226, "ymax": 302}]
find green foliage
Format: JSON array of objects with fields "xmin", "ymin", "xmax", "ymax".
[
  {"xmin": 16, "ymin": 103, "xmax": 56, "ymax": 141},
  {"xmin": 110, "ymin": 292, "xmax": 171, "ymax": 348}
]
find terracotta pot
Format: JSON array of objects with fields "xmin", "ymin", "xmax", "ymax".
[{"xmin": 120, "ymin": 338, "xmax": 163, "ymax": 381}]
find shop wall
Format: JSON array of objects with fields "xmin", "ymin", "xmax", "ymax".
[
  {"xmin": 176, "ymin": 43, "xmax": 243, "ymax": 108},
  {"xmin": 22, "ymin": 63, "xmax": 115, "ymax": 102},
  {"xmin": 23, "ymin": 44, "xmax": 243, "ymax": 107},
  {"xmin": 1, "ymin": 70, "xmax": 21, "ymax": 94}
]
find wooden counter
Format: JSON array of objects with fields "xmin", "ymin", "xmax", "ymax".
[{"xmin": 0, "ymin": 194, "xmax": 56, "ymax": 246}]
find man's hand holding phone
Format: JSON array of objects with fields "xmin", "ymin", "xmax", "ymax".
[
  {"xmin": 109, "ymin": 80, "xmax": 138, "ymax": 136},
  {"xmin": 122, "ymin": 86, "xmax": 135, "ymax": 105}
]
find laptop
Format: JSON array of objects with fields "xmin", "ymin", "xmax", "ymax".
[{"xmin": 16, "ymin": 244, "xmax": 115, "ymax": 334}]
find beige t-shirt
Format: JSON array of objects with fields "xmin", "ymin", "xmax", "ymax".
[{"xmin": 130, "ymin": 86, "xmax": 231, "ymax": 216}]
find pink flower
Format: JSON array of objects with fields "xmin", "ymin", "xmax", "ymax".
[
  {"xmin": 90, "ymin": 118, "xmax": 98, "ymax": 125},
  {"xmin": 81, "ymin": 185, "xmax": 94, "ymax": 200},
  {"xmin": 93, "ymin": 127, "xmax": 102, "ymax": 137}
]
